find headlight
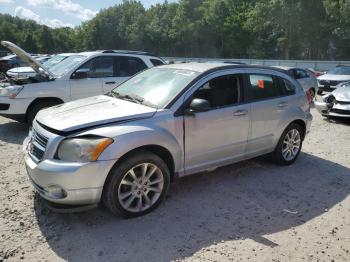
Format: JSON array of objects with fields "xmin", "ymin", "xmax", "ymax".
[
  {"xmin": 57, "ymin": 137, "xmax": 113, "ymax": 162},
  {"xmin": 0, "ymin": 85, "xmax": 24, "ymax": 98}
]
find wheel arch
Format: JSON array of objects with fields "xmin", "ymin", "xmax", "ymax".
[
  {"xmin": 289, "ymin": 119, "xmax": 307, "ymax": 140},
  {"xmin": 26, "ymin": 97, "xmax": 64, "ymax": 121}
]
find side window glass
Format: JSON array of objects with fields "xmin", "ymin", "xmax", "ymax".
[
  {"xmin": 279, "ymin": 78, "xmax": 296, "ymax": 96},
  {"xmin": 77, "ymin": 57, "xmax": 113, "ymax": 78},
  {"xmin": 248, "ymin": 74, "xmax": 277, "ymax": 101},
  {"xmin": 151, "ymin": 59, "xmax": 164, "ymax": 67},
  {"xmin": 192, "ymin": 75, "xmax": 241, "ymax": 109},
  {"xmin": 116, "ymin": 57, "xmax": 148, "ymax": 77},
  {"xmin": 295, "ymin": 69, "xmax": 307, "ymax": 79}
]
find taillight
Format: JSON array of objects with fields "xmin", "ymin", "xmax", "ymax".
[{"xmin": 306, "ymin": 90, "xmax": 312, "ymax": 104}]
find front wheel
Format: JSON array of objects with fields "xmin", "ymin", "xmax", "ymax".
[
  {"xmin": 103, "ymin": 151, "xmax": 170, "ymax": 218},
  {"xmin": 272, "ymin": 124, "xmax": 303, "ymax": 165}
]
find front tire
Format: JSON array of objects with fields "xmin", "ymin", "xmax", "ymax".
[
  {"xmin": 272, "ymin": 123, "xmax": 303, "ymax": 165},
  {"xmin": 27, "ymin": 101, "xmax": 61, "ymax": 125},
  {"xmin": 103, "ymin": 151, "xmax": 170, "ymax": 218}
]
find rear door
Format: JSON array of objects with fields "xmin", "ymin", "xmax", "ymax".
[
  {"xmin": 245, "ymin": 73, "xmax": 296, "ymax": 157},
  {"xmin": 101, "ymin": 56, "xmax": 148, "ymax": 93},
  {"xmin": 70, "ymin": 56, "xmax": 112, "ymax": 100}
]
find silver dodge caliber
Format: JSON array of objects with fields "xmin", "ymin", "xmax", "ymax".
[{"xmin": 23, "ymin": 63, "xmax": 312, "ymax": 218}]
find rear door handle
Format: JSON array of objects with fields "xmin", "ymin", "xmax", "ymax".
[
  {"xmin": 105, "ymin": 81, "xmax": 116, "ymax": 85},
  {"xmin": 233, "ymin": 110, "xmax": 248, "ymax": 116},
  {"xmin": 277, "ymin": 102, "xmax": 288, "ymax": 108}
]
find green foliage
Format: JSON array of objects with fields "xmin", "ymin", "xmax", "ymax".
[{"xmin": 0, "ymin": 0, "xmax": 349, "ymax": 59}]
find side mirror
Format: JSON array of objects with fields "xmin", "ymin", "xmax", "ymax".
[
  {"xmin": 71, "ymin": 69, "xmax": 88, "ymax": 79},
  {"xmin": 184, "ymin": 98, "xmax": 211, "ymax": 115}
]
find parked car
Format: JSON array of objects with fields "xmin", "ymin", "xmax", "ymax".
[
  {"xmin": 307, "ymin": 68, "xmax": 325, "ymax": 77},
  {"xmin": 0, "ymin": 54, "xmax": 26, "ymax": 73},
  {"xmin": 0, "ymin": 41, "xmax": 165, "ymax": 124},
  {"xmin": 7, "ymin": 53, "xmax": 74, "ymax": 79},
  {"xmin": 317, "ymin": 65, "xmax": 350, "ymax": 94},
  {"xmin": 314, "ymin": 81, "xmax": 350, "ymax": 118},
  {"xmin": 23, "ymin": 63, "xmax": 312, "ymax": 218},
  {"xmin": 274, "ymin": 66, "xmax": 318, "ymax": 98}
]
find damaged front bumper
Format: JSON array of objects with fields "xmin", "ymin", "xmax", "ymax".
[{"xmin": 315, "ymin": 100, "xmax": 350, "ymax": 118}]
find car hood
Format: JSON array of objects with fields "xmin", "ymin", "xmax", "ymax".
[
  {"xmin": 332, "ymin": 86, "xmax": 350, "ymax": 102},
  {"xmin": 318, "ymin": 74, "xmax": 350, "ymax": 81},
  {"xmin": 7, "ymin": 66, "xmax": 35, "ymax": 74},
  {"xmin": 36, "ymin": 95, "xmax": 157, "ymax": 133},
  {"xmin": 1, "ymin": 41, "xmax": 54, "ymax": 78}
]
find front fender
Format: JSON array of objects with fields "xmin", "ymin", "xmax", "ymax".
[{"xmin": 79, "ymin": 124, "xmax": 184, "ymax": 173}]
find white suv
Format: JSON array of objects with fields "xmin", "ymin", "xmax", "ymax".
[{"xmin": 0, "ymin": 41, "xmax": 165, "ymax": 123}]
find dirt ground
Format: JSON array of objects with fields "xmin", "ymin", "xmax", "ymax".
[{"xmin": 0, "ymin": 107, "xmax": 349, "ymax": 262}]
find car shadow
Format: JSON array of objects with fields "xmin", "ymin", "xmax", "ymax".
[
  {"xmin": 324, "ymin": 117, "xmax": 350, "ymax": 126},
  {"xmin": 0, "ymin": 120, "xmax": 28, "ymax": 145},
  {"xmin": 33, "ymin": 153, "xmax": 350, "ymax": 262}
]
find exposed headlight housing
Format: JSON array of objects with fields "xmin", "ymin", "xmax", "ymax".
[
  {"xmin": 0, "ymin": 85, "xmax": 24, "ymax": 98},
  {"xmin": 57, "ymin": 137, "xmax": 113, "ymax": 162}
]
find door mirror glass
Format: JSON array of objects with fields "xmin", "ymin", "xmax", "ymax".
[
  {"xmin": 185, "ymin": 98, "xmax": 211, "ymax": 114},
  {"xmin": 71, "ymin": 69, "xmax": 88, "ymax": 79}
]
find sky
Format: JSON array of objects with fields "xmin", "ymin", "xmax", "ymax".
[{"xmin": 0, "ymin": 0, "xmax": 176, "ymax": 28}]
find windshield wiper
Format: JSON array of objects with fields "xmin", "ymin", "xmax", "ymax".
[{"xmin": 109, "ymin": 91, "xmax": 157, "ymax": 109}]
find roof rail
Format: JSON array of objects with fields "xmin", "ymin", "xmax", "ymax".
[{"xmin": 99, "ymin": 50, "xmax": 158, "ymax": 57}]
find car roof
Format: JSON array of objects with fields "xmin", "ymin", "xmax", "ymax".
[
  {"xmin": 78, "ymin": 50, "xmax": 160, "ymax": 58},
  {"xmin": 160, "ymin": 62, "xmax": 289, "ymax": 74}
]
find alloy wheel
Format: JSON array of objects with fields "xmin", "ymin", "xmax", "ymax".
[
  {"xmin": 282, "ymin": 129, "xmax": 301, "ymax": 161},
  {"xmin": 117, "ymin": 163, "xmax": 164, "ymax": 213}
]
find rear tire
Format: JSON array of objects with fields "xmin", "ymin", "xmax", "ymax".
[
  {"xmin": 272, "ymin": 123, "xmax": 303, "ymax": 165},
  {"xmin": 103, "ymin": 151, "xmax": 170, "ymax": 218},
  {"xmin": 27, "ymin": 100, "xmax": 61, "ymax": 125}
]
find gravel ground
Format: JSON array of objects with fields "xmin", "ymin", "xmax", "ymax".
[{"xmin": 0, "ymin": 107, "xmax": 349, "ymax": 262}]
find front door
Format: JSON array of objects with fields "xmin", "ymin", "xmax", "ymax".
[
  {"xmin": 184, "ymin": 74, "xmax": 250, "ymax": 174},
  {"xmin": 70, "ymin": 56, "xmax": 113, "ymax": 100}
]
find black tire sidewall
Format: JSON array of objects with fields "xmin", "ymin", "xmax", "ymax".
[
  {"xmin": 103, "ymin": 151, "xmax": 170, "ymax": 218},
  {"xmin": 273, "ymin": 123, "xmax": 303, "ymax": 165},
  {"xmin": 27, "ymin": 101, "xmax": 59, "ymax": 125}
]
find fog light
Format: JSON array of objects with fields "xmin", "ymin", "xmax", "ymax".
[{"xmin": 46, "ymin": 185, "xmax": 67, "ymax": 199}]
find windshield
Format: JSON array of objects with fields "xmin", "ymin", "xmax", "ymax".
[
  {"xmin": 110, "ymin": 67, "xmax": 200, "ymax": 108},
  {"xmin": 49, "ymin": 55, "xmax": 86, "ymax": 77},
  {"xmin": 43, "ymin": 55, "xmax": 70, "ymax": 69},
  {"xmin": 327, "ymin": 66, "xmax": 350, "ymax": 75}
]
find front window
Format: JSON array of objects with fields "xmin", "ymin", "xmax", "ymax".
[
  {"xmin": 49, "ymin": 55, "xmax": 86, "ymax": 77},
  {"xmin": 327, "ymin": 66, "xmax": 350, "ymax": 75},
  {"xmin": 110, "ymin": 67, "xmax": 200, "ymax": 108}
]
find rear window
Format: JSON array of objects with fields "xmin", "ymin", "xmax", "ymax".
[
  {"xmin": 150, "ymin": 59, "xmax": 164, "ymax": 67},
  {"xmin": 248, "ymin": 74, "xmax": 278, "ymax": 101}
]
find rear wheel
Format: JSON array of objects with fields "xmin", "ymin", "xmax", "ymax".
[
  {"xmin": 272, "ymin": 123, "xmax": 303, "ymax": 165},
  {"xmin": 27, "ymin": 100, "xmax": 61, "ymax": 125},
  {"xmin": 103, "ymin": 151, "xmax": 170, "ymax": 218}
]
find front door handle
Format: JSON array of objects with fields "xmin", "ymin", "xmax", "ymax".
[
  {"xmin": 233, "ymin": 110, "xmax": 248, "ymax": 116},
  {"xmin": 105, "ymin": 81, "xmax": 116, "ymax": 85},
  {"xmin": 277, "ymin": 102, "xmax": 288, "ymax": 108}
]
